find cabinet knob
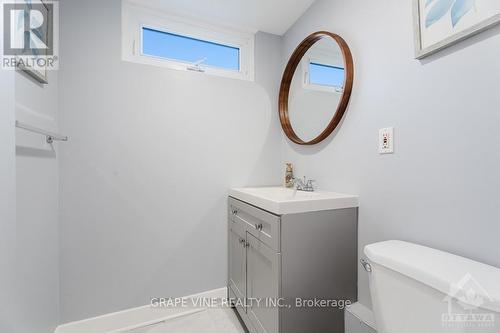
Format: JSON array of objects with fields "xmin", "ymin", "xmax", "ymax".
[
  {"xmin": 239, "ymin": 239, "xmax": 246, "ymax": 244},
  {"xmin": 245, "ymin": 241, "xmax": 250, "ymax": 248},
  {"xmin": 255, "ymin": 223, "xmax": 263, "ymax": 231},
  {"xmin": 232, "ymin": 209, "xmax": 238, "ymax": 216}
]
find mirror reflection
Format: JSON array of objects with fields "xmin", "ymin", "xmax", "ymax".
[{"xmin": 288, "ymin": 37, "xmax": 346, "ymax": 142}]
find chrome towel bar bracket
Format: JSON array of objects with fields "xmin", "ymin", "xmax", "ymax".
[{"xmin": 15, "ymin": 121, "xmax": 68, "ymax": 144}]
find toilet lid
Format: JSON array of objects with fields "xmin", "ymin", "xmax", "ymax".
[{"xmin": 364, "ymin": 240, "xmax": 500, "ymax": 313}]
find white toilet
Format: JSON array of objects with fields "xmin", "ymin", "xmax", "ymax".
[{"xmin": 364, "ymin": 240, "xmax": 500, "ymax": 333}]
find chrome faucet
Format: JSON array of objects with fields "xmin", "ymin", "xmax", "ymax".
[{"xmin": 293, "ymin": 176, "xmax": 316, "ymax": 192}]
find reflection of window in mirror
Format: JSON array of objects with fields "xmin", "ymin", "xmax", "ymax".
[{"xmin": 302, "ymin": 58, "xmax": 345, "ymax": 93}]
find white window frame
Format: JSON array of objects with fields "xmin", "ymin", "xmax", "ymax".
[
  {"xmin": 301, "ymin": 55, "xmax": 345, "ymax": 94},
  {"xmin": 122, "ymin": 1, "xmax": 255, "ymax": 81}
]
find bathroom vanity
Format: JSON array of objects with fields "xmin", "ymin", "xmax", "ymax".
[{"xmin": 228, "ymin": 187, "xmax": 359, "ymax": 333}]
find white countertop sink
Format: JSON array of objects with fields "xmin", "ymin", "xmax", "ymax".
[{"xmin": 229, "ymin": 186, "xmax": 358, "ymax": 215}]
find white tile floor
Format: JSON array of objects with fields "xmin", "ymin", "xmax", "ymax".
[{"xmin": 128, "ymin": 308, "xmax": 246, "ymax": 333}]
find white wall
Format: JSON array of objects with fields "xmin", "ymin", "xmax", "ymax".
[
  {"xmin": 58, "ymin": 0, "xmax": 282, "ymax": 323},
  {"xmin": 0, "ymin": 68, "xmax": 17, "ymax": 333},
  {"xmin": 281, "ymin": 0, "xmax": 500, "ymax": 308},
  {"xmin": 288, "ymin": 42, "xmax": 344, "ymax": 141},
  {"xmin": 0, "ymin": 34, "xmax": 59, "ymax": 333},
  {"xmin": 289, "ymin": 73, "xmax": 342, "ymax": 141},
  {"xmin": 15, "ymin": 70, "xmax": 60, "ymax": 332}
]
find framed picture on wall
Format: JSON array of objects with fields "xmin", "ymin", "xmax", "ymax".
[
  {"xmin": 413, "ymin": 0, "xmax": 500, "ymax": 59},
  {"xmin": 16, "ymin": 0, "xmax": 52, "ymax": 84}
]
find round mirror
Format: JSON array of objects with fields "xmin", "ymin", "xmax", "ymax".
[{"xmin": 279, "ymin": 32, "xmax": 354, "ymax": 145}]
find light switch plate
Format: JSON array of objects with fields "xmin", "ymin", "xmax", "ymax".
[{"xmin": 379, "ymin": 127, "xmax": 394, "ymax": 154}]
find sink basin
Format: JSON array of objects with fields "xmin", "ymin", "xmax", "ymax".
[{"xmin": 229, "ymin": 186, "xmax": 358, "ymax": 215}]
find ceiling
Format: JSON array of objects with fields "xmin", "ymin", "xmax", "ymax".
[{"xmin": 129, "ymin": 0, "xmax": 316, "ymax": 36}]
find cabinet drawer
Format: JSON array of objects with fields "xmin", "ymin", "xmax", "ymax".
[{"xmin": 229, "ymin": 197, "xmax": 280, "ymax": 251}]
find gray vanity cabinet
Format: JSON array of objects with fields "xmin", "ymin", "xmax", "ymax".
[{"xmin": 228, "ymin": 196, "xmax": 358, "ymax": 333}]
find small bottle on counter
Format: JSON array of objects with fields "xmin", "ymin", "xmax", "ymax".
[{"xmin": 284, "ymin": 163, "xmax": 294, "ymax": 188}]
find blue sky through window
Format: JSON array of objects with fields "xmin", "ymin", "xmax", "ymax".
[
  {"xmin": 142, "ymin": 27, "xmax": 240, "ymax": 71},
  {"xmin": 309, "ymin": 62, "xmax": 344, "ymax": 88}
]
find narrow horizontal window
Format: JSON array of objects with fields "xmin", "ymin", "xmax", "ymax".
[
  {"xmin": 309, "ymin": 62, "xmax": 344, "ymax": 88},
  {"xmin": 122, "ymin": 4, "xmax": 254, "ymax": 81},
  {"xmin": 142, "ymin": 27, "xmax": 240, "ymax": 71}
]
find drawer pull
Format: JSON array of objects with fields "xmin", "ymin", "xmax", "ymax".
[{"xmin": 229, "ymin": 198, "xmax": 280, "ymax": 251}]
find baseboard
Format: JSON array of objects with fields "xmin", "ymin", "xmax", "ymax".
[
  {"xmin": 55, "ymin": 287, "xmax": 227, "ymax": 333},
  {"xmin": 345, "ymin": 302, "xmax": 377, "ymax": 333}
]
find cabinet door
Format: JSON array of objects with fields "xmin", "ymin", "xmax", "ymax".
[
  {"xmin": 228, "ymin": 221, "xmax": 246, "ymax": 311},
  {"xmin": 246, "ymin": 233, "xmax": 280, "ymax": 333}
]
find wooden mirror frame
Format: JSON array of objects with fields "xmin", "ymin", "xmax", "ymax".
[{"xmin": 279, "ymin": 31, "xmax": 354, "ymax": 145}]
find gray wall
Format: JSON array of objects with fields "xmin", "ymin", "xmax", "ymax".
[
  {"xmin": 58, "ymin": 0, "xmax": 282, "ymax": 323},
  {"xmin": 281, "ymin": 0, "xmax": 500, "ymax": 308}
]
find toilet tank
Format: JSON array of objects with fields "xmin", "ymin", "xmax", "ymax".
[{"xmin": 364, "ymin": 241, "xmax": 500, "ymax": 333}]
